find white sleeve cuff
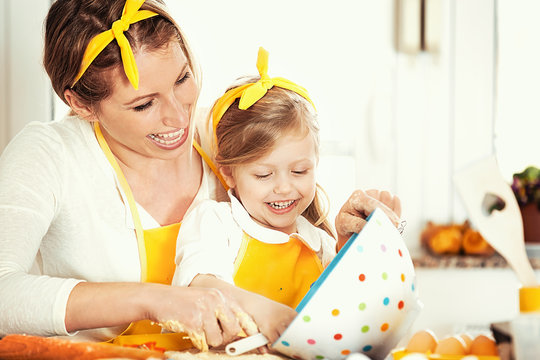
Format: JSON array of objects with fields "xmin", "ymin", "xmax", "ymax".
[{"xmin": 53, "ymin": 278, "xmax": 86, "ymax": 336}]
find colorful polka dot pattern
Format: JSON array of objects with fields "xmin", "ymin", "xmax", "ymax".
[{"xmin": 273, "ymin": 209, "xmax": 420, "ymax": 360}]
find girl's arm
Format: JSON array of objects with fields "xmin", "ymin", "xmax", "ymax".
[
  {"xmin": 335, "ymin": 189, "xmax": 402, "ymax": 251},
  {"xmin": 174, "ymin": 202, "xmax": 296, "ymax": 346}
]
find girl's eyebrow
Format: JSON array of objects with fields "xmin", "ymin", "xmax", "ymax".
[{"xmin": 123, "ymin": 64, "xmax": 188, "ymax": 106}]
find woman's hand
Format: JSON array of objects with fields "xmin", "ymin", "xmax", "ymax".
[
  {"xmin": 146, "ymin": 284, "xmax": 249, "ymax": 350},
  {"xmin": 189, "ymin": 275, "xmax": 297, "ymax": 351},
  {"xmin": 335, "ymin": 189, "xmax": 402, "ymax": 251}
]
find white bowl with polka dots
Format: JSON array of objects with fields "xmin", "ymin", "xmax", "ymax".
[{"xmin": 272, "ymin": 208, "xmax": 422, "ymax": 360}]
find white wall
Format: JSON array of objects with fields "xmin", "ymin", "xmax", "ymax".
[
  {"xmin": 495, "ymin": 0, "xmax": 540, "ymax": 180},
  {"xmin": 0, "ymin": 0, "xmax": 52, "ymax": 151},
  {"xmin": 1, "ymin": 0, "xmax": 539, "ymax": 257},
  {"xmin": 0, "ymin": 1, "xmax": 8, "ymax": 150}
]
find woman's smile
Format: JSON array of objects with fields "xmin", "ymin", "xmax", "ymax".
[{"xmin": 147, "ymin": 127, "xmax": 187, "ymax": 150}]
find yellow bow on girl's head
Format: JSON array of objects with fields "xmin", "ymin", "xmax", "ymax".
[
  {"xmin": 211, "ymin": 47, "xmax": 316, "ymax": 137},
  {"xmin": 71, "ymin": 0, "xmax": 158, "ymax": 90}
]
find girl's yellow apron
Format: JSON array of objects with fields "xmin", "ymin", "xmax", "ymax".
[
  {"xmin": 233, "ymin": 232, "xmax": 323, "ymax": 309},
  {"xmin": 94, "ymin": 123, "xmax": 227, "ymax": 351}
]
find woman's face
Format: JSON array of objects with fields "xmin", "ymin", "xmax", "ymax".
[{"xmin": 95, "ymin": 41, "xmax": 198, "ymax": 161}]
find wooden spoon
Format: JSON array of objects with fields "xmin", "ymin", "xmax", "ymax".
[{"xmin": 454, "ymin": 156, "xmax": 538, "ymax": 287}]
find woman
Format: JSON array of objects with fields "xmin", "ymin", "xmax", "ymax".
[{"xmin": 0, "ymin": 0, "xmax": 402, "ymax": 351}]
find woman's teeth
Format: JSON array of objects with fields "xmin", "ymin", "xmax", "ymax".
[
  {"xmin": 268, "ymin": 200, "xmax": 295, "ymax": 209},
  {"xmin": 149, "ymin": 129, "xmax": 184, "ymax": 145}
]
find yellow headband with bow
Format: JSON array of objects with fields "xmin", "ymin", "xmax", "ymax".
[
  {"xmin": 71, "ymin": 0, "xmax": 158, "ymax": 90},
  {"xmin": 211, "ymin": 47, "xmax": 316, "ymax": 137}
]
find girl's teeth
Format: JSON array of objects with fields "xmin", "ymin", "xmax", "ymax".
[{"xmin": 268, "ymin": 200, "xmax": 295, "ymax": 209}]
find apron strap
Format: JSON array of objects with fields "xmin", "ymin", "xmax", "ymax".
[
  {"xmin": 94, "ymin": 122, "xmax": 148, "ymax": 282},
  {"xmin": 192, "ymin": 140, "xmax": 229, "ymax": 191}
]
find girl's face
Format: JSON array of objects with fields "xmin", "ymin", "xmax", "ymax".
[
  {"xmin": 93, "ymin": 41, "xmax": 198, "ymax": 162},
  {"xmin": 224, "ymin": 131, "xmax": 318, "ymax": 234}
]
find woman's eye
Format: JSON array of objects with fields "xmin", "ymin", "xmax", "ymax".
[
  {"xmin": 176, "ymin": 72, "xmax": 191, "ymax": 85},
  {"xmin": 255, "ymin": 173, "xmax": 271, "ymax": 179},
  {"xmin": 133, "ymin": 100, "xmax": 154, "ymax": 112},
  {"xmin": 293, "ymin": 169, "xmax": 308, "ymax": 175}
]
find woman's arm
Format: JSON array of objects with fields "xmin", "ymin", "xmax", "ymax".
[
  {"xmin": 0, "ymin": 124, "xmax": 77, "ymax": 336},
  {"xmin": 335, "ymin": 189, "xmax": 402, "ymax": 251},
  {"xmin": 65, "ymin": 281, "xmax": 246, "ymax": 347}
]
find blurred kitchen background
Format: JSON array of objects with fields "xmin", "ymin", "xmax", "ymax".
[{"xmin": 2, "ymin": 0, "xmax": 540, "ymax": 335}]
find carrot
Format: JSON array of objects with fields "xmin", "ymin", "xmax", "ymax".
[{"xmin": 0, "ymin": 334, "xmax": 166, "ymax": 360}]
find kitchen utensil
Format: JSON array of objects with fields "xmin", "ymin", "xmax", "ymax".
[
  {"xmin": 225, "ymin": 333, "xmax": 269, "ymax": 356},
  {"xmin": 454, "ymin": 156, "xmax": 538, "ymax": 287}
]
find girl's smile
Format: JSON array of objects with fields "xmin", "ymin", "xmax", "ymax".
[{"xmin": 266, "ymin": 199, "xmax": 298, "ymax": 213}]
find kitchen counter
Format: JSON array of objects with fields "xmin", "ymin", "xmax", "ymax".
[{"xmin": 412, "ymin": 250, "xmax": 540, "ymax": 269}]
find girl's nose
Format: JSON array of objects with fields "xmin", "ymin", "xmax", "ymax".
[{"xmin": 273, "ymin": 175, "xmax": 293, "ymax": 194}]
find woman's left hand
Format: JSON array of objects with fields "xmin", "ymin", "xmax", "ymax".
[{"xmin": 335, "ymin": 189, "xmax": 402, "ymax": 251}]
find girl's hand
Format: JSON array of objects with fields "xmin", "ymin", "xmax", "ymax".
[
  {"xmin": 335, "ymin": 189, "xmax": 402, "ymax": 251},
  {"xmin": 145, "ymin": 284, "xmax": 248, "ymax": 349},
  {"xmin": 242, "ymin": 294, "xmax": 296, "ymax": 347}
]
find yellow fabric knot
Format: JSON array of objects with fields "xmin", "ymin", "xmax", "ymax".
[
  {"xmin": 111, "ymin": 18, "xmax": 130, "ymax": 37},
  {"xmin": 212, "ymin": 47, "xmax": 316, "ymax": 140},
  {"xmin": 71, "ymin": 0, "xmax": 158, "ymax": 90}
]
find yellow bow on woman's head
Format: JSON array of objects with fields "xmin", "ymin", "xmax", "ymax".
[
  {"xmin": 71, "ymin": 0, "xmax": 158, "ymax": 90},
  {"xmin": 211, "ymin": 47, "xmax": 316, "ymax": 137}
]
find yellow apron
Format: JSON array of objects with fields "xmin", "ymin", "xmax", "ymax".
[
  {"xmin": 233, "ymin": 231, "xmax": 324, "ymax": 309},
  {"xmin": 94, "ymin": 123, "xmax": 227, "ymax": 351}
]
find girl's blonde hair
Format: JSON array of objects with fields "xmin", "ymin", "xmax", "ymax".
[
  {"xmin": 44, "ymin": 0, "xmax": 199, "ymax": 110},
  {"xmin": 213, "ymin": 78, "xmax": 336, "ymax": 238}
]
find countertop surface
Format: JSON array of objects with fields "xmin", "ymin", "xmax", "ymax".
[{"xmin": 412, "ymin": 250, "xmax": 540, "ymax": 269}]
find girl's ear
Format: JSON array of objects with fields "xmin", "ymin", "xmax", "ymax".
[
  {"xmin": 219, "ymin": 166, "xmax": 237, "ymax": 189},
  {"xmin": 64, "ymin": 89, "xmax": 97, "ymax": 122}
]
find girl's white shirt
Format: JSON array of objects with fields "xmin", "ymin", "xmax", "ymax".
[
  {"xmin": 0, "ymin": 115, "xmax": 225, "ymax": 340},
  {"xmin": 173, "ymin": 190, "xmax": 336, "ymax": 288}
]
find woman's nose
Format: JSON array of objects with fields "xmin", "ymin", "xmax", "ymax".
[{"xmin": 162, "ymin": 95, "xmax": 189, "ymax": 127}]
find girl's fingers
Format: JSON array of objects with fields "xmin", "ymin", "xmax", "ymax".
[
  {"xmin": 366, "ymin": 189, "xmax": 402, "ymax": 217},
  {"xmin": 336, "ymin": 190, "xmax": 402, "ymax": 243},
  {"xmin": 336, "ymin": 211, "xmax": 368, "ymax": 236}
]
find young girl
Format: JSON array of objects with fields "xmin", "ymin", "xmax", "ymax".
[{"xmin": 173, "ymin": 48, "xmax": 337, "ymax": 318}]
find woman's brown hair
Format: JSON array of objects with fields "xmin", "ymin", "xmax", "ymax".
[
  {"xmin": 214, "ymin": 81, "xmax": 336, "ymax": 238},
  {"xmin": 43, "ymin": 0, "xmax": 199, "ymax": 110}
]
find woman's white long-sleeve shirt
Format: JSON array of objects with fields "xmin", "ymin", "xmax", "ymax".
[{"xmin": 0, "ymin": 115, "xmax": 223, "ymax": 339}]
